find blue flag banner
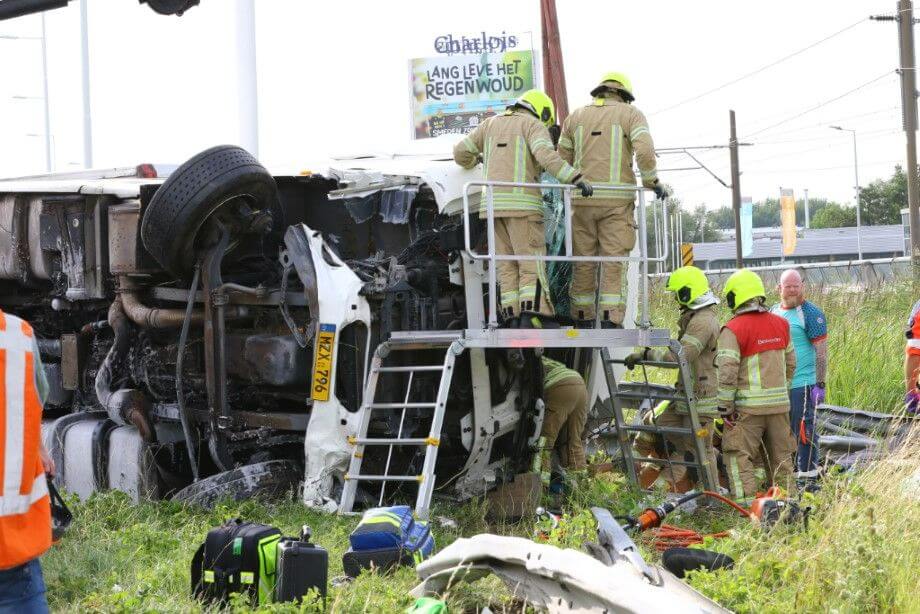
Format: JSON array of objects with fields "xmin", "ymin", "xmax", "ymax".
[{"xmin": 741, "ymin": 196, "xmax": 753, "ymax": 258}]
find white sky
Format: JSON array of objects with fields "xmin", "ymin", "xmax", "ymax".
[{"xmin": 0, "ymin": 0, "xmax": 909, "ymax": 211}]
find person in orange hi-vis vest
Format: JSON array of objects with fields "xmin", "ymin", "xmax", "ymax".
[{"xmin": 0, "ymin": 308, "xmax": 54, "ymax": 613}]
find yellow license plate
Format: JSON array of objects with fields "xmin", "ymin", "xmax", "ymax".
[{"xmin": 312, "ymin": 324, "xmax": 336, "ymax": 401}]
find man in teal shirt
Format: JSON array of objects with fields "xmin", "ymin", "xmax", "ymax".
[{"xmin": 770, "ymin": 269, "xmax": 827, "ymax": 481}]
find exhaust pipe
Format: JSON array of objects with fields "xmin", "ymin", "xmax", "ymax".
[
  {"xmin": 93, "ymin": 296, "xmax": 156, "ymax": 442},
  {"xmin": 118, "ymin": 276, "xmax": 249, "ymax": 328}
]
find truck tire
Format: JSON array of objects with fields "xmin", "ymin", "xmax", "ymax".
[
  {"xmin": 171, "ymin": 460, "xmax": 301, "ymax": 508},
  {"xmin": 140, "ymin": 145, "xmax": 281, "ymax": 277}
]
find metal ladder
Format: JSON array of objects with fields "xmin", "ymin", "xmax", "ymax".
[
  {"xmin": 599, "ymin": 342, "xmax": 718, "ymax": 491},
  {"xmin": 338, "ymin": 332, "xmax": 463, "ymax": 520}
]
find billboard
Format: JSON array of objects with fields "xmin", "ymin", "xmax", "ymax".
[{"xmin": 409, "ymin": 50, "xmax": 535, "ymax": 139}]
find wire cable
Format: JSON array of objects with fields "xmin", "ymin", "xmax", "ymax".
[
  {"xmin": 650, "ymin": 17, "xmax": 869, "ymax": 116},
  {"xmin": 745, "ymin": 72, "xmax": 896, "ymax": 138}
]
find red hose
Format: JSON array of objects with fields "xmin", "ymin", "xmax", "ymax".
[
  {"xmin": 649, "ymin": 525, "xmax": 731, "ymax": 551},
  {"xmin": 644, "ymin": 490, "xmax": 753, "ymax": 551},
  {"xmin": 700, "ymin": 490, "xmax": 754, "ymax": 518}
]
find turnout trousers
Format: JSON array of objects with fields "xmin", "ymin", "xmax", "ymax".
[
  {"xmin": 494, "ymin": 213, "xmax": 554, "ymax": 317},
  {"xmin": 569, "ymin": 201, "xmax": 636, "ymax": 324},
  {"xmin": 721, "ymin": 410, "xmax": 797, "ymax": 499}
]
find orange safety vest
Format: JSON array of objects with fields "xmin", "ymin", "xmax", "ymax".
[{"xmin": 0, "ymin": 309, "xmax": 51, "ymax": 570}]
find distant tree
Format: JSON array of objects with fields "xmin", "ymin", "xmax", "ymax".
[
  {"xmin": 858, "ymin": 165, "xmax": 906, "ymax": 226},
  {"xmin": 708, "ymin": 206, "xmax": 735, "ymax": 229},
  {"xmin": 811, "ymin": 203, "xmax": 857, "ymax": 229}
]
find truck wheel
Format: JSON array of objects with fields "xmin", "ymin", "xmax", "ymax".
[
  {"xmin": 171, "ymin": 460, "xmax": 301, "ymax": 508},
  {"xmin": 140, "ymin": 145, "xmax": 282, "ymax": 277}
]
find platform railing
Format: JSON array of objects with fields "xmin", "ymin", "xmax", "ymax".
[{"xmin": 461, "ymin": 180, "xmax": 668, "ymax": 329}]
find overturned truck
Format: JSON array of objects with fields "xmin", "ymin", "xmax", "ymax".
[{"xmin": 1, "ymin": 143, "xmax": 633, "ymax": 512}]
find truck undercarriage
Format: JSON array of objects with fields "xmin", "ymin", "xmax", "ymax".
[{"xmin": 0, "ymin": 144, "xmax": 557, "ymax": 511}]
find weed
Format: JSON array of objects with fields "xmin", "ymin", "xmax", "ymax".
[{"xmin": 42, "ymin": 285, "xmax": 920, "ymax": 612}]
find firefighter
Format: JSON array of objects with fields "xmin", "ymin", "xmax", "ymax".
[
  {"xmin": 540, "ymin": 356, "xmax": 588, "ymax": 473},
  {"xmin": 716, "ymin": 269, "xmax": 797, "ymax": 501},
  {"xmin": 558, "ymin": 72, "xmax": 667, "ymax": 328},
  {"xmin": 624, "ymin": 266, "xmax": 720, "ymax": 491},
  {"xmin": 0, "ymin": 309, "xmax": 54, "ymax": 612},
  {"xmin": 453, "ymin": 89, "xmax": 592, "ymax": 320}
]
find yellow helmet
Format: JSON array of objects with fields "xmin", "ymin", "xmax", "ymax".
[
  {"xmin": 516, "ymin": 89, "xmax": 556, "ymax": 126},
  {"xmin": 666, "ymin": 266, "xmax": 710, "ymax": 307},
  {"xmin": 723, "ymin": 269, "xmax": 766, "ymax": 311},
  {"xmin": 591, "ymin": 71, "xmax": 634, "ymax": 102}
]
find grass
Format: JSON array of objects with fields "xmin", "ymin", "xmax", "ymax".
[{"xmin": 43, "ymin": 285, "xmax": 920, "ymax": 612}]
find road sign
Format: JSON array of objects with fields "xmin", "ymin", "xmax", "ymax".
[{"xmin": 681, "ymin": 243, "xmax": 694, "ymax": 267}]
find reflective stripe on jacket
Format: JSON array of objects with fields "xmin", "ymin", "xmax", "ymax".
[
  {"xmin": 716, "ymin": 308, "xmax": 796, "ymax": 415},
  {"xmin": 454, "ymin": 109, "xmax": 580, "ymax": 216},
  {"xmin": 558, "ymin": 93, "xmax": 657, "ymax": 204},
  {"xmin": 0, "ymin": 309, "xmax": 51, "ymax": 570},
  {"xmin": 647, "ymin": 303, "xmax": 720, "ymax": 416},
  {"xmin": 542, "ymin": 357, "xmax": 583, "ymax": 389}
]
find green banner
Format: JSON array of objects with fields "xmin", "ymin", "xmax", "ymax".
[{"xmin": 409, "ymin": 50, "xmax": 535, "ymax": 139}]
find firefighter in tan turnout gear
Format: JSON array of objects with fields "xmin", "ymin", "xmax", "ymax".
[
  {"xmin": 540, "ymin": 356, "xmax": 588, "ymax": 472},
  {"xmin": 453, "ymin": 89, "xmax": 593, "ymax": 319},
  {"xmin": 624, "ymin": 266, "xmax": 720, "ymax": 491},
  {"xmin": 558, "ymin": 72, "xmax": 667, "ymax": 328},
  {"xmin": 716, "ymin": 269, "xmax": 797, "ymax": 501}
]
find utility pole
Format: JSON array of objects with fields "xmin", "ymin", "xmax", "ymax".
[
  {"xmin": 804, "ymin": 188, "xmax": 810, "ymax": 229},
  {"xmin": 873, "ymin": 1, "xmax": 920, "ymax": 273},
  {"xmin": 831, "ymin": 126, "xmax": 862, "ymax": 259},
  {"xmin": 40, "ymin": 14, "xmax": 51, "ymax": 172},
  {"xmin": 730, "ymin": 110, "xmax": 743, "ymax": 268},
  {"xmin": 80, "ymin": 0, "xmax": 93, "ymax": 168},
  {"xmin": 235, "ymin": 0, "xmax": 259, "ymax": 157}
]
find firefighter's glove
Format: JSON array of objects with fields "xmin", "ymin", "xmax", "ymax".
[
  {"xmin": 575, "ymin": 178, "xmax": 594, "ymax": 198},
  {"xmin": 624, "ymin": 349, "xmax": 648, "ymax": 370},
  {"xmin": 653, "ymin": 182, "xmax": 670, "ymax": 201},
  {"xmin": 718, "ymin": 406, "xmax": 739, "ymax": 428},
  {"xmin": 810, "ymin": 385, "xmax": 825, "ymax": 407},
  {"xmin": 905, "ymin": 389, "xmax": 920, "ymax": 415}
]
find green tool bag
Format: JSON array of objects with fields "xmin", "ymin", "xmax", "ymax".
[{"xmin": 191, "ymin": 518, "xmax": 282, "ymax": 606}]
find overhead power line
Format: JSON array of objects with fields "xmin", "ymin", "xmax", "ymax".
[
  {"xmin": 751, "ymin": 127, "xmax": 900, "ymax": 146},
  {"xmin": 744, "ymin": 130, "xmax": 900, "ymax": 165},
  {"xmin": 751, "ymin": 159, "xmax": 900, "ymax": 173},
  {"xmin": 744, "ymin": 71, "xmax": 895, "ymax": 138},
  {"xmin": 745, "ymin": 105, "xmax": 899, "ymax": 141},
  {"xmin": 650, "ymin": 17, "xmax": 868, "ymax": 116}
]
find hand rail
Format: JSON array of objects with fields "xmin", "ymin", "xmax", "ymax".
[{"xmin": 461, "ymin": 180, "xmax": 667, "ymax": 329}]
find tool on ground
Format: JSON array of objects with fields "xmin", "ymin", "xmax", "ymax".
[
  {"xmin": 661, "ymin": 547, "xmax": 734, "ymax": 578},
  {"xmin": 343, "ymin": 505, "xmax": 435, "ymax": 578},
  {"xmin": 623, "ymin": 488, "xmax": 808, "ymax": 551},
  {"xmin": 534, "ymin": 506, "xmax": 561, "ymax": 541},
  {"xmin": 275, "ymin": 524, "xmax": 329, "ymax": 606},
  {"xmin": 748, "ymin": 486, "xmax": 809, "ymax": 528},
  {"xmin": 191, "ymin": 519, "xmax": 282, "ymax": 606}
]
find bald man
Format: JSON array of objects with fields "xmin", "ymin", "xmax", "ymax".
[{"xmin": 770, "ymin": 269, "xmax": 827, "ymax": 482}]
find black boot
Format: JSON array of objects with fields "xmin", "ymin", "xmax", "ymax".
[
  {"xmin": 574, "ymin": 310, "xmax": 595, "ymax": 329},
  {"xmin": 601, "ymin": 310, "xmax": 623, "ymax": 329}
]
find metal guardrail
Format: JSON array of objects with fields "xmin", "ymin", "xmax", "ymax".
[
  {"xmin": 461, "ymin": 181, "xmax": 667, "ymax": 329},
  {"xmin": 650, "ymin": 256, "xmax": 911, "ymax": 290}
]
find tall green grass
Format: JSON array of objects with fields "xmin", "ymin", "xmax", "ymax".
[
  {"xmin": 643, "ymin": 283, "xmax": 911, "ymax": 413},
  {"xmin": 41, "ymin": 284, "xmax": 920, "ymax": 612}
]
